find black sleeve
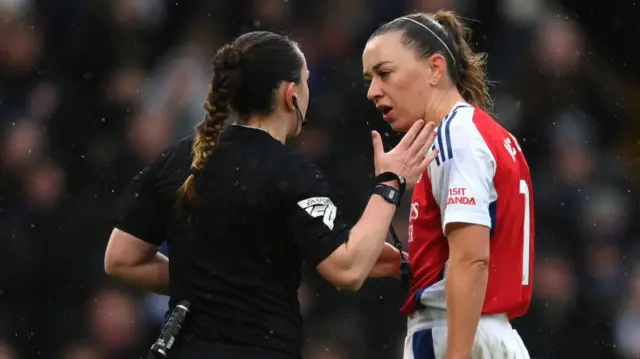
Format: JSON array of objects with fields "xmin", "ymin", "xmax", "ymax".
[
  {"xmin": 113, "ymin": 148, "xmax": 172, "ymax": 246},
  {"xmin": 283, "ymin": 158, "xmax": 350, "ymax": 267},
  {"xmin": 113, "ymin": 167, "xmax": 164, "ymax": 247}
]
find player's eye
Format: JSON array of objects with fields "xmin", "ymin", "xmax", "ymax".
[{"xmin": 377, "ymin": 71, "xmax": 390, "ymax": 80}]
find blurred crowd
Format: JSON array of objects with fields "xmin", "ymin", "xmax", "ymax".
[{"xmin": 0, "ymin": 0, "xmax": 638, "ymax": 358}]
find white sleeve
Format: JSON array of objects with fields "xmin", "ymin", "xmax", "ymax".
[{"xmin": 439, "ymin": 124, "xmax": 496, "ymax": 236}]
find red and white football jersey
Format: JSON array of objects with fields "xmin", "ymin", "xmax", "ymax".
[{"xmin": 400, "ymin": 102, "xmax": 535, "ymax": 320}]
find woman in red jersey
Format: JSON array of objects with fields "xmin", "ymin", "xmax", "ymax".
[{"xmin": 363, "ymin": 11, "xmax": 535, "ymax": 359}]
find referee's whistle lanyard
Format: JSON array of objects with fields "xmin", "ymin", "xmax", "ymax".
[{"xmin": 377, "ymin": 139, "xmax": 414, "ymax": 293}]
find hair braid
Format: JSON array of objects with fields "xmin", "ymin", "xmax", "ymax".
[{"xmin": 177, "ymin": 44, "xmax": 241, "ymax": 210}]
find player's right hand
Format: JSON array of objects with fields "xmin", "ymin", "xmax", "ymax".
[{"xmin": 371, "ymin": 119, "xmax": 438, "ymax": 189}]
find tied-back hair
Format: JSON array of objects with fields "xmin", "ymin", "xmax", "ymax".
[
  {"xmin": 176, "ymin": 31, "xmax": 304, "ymax": 212},
  {"xmin": 371, "ymin": 10, "xmax": 492, "ymax": 110}
]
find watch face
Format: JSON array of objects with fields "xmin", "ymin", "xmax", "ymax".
[
  {"xmin": 388, "ymin": 189, "xmax": 397, "ymax": 201},
  {"xmin": 376, "ymin": 185, "xmax": 400, "ymax": 205}
]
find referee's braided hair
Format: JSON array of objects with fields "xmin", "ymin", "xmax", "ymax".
[
  {"xmin": 177, "ymin": 31, "xmax": 304, "ymax": 210},
  {"xmin": 371, "ymin": 10, "xmax": 492, "ymax": 110}
]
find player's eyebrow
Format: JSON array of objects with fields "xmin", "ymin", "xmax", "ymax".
[{"xmin": 363, "ymin": 61, "xmax": 392, "ymax": 79}]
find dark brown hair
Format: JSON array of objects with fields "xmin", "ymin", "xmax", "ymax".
[
  {"xmin": 177, "ymin": 31, "xmax": 304, "ymax": 210},
  {"xmin": 370, "ymin": 10, "xmax": 492, "ymax": 110}
]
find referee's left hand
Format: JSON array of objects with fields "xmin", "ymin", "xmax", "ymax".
[{"xmin": 371, "ymin": 120, "xmax": 438, "ymax": 189}]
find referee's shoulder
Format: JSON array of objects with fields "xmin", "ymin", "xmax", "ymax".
[
  {"xmin": 277, "ymin": 147, "xmax": 322, "ymax": 177},
  {"xmin": 156, "ymin": 135, "xmax": 194, "ymax": 161},
  {"xmin": 149, "ymin": 135, "xmax": 194, "ymax": 179}
]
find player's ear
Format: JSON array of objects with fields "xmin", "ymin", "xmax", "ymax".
[{"xmin": 427, "ymin": 53, "xmax": 446, "ymax": 86}]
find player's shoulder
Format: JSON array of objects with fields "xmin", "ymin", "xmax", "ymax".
[
  {"xmin": 446, "ymin": 105, "xmax": 509, "ymax": 148},
  {"xmin": 437, "ymin": 104, "xmax": 485, "ymax": 149},
  {"xmin": 444, "ymin": 105, "xmax": 494, "ymax": 136}
]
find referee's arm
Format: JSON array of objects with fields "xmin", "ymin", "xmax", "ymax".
[
  {"xmin": 105, "ymin": 166, "xmax": 170, "ymax": 295},
  {"xmin": 287, "ymin": 161, "xmax": 399, "ymax": 292},
  {"xmin": 317, "ymin": 192, "xmax": 397, "ymax": 290},
  {"xmin": 105, "ymin": 229, "xmax": 169, "ymax": 295}
]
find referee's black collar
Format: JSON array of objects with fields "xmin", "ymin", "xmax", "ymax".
[{"xmin": 231, "ymin": 123, "xmax": 270, "ymax": 134}]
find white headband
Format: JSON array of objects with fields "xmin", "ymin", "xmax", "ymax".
[{"xmin": 398, "ymin": 17, "xmax": 456, "ymax": 66}]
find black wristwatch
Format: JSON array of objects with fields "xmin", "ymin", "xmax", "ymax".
[
  {"xmin": 373, "ymin": 184, "xmax": 402, "ymax": 206},
  {"xmin": 373, "ymin": 172, "xmax": 406, "ymax": 205}
]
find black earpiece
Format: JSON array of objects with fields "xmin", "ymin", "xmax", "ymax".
[{"xmin": 292, "ymin": 96, "xmax": 307, "ymax": 127}]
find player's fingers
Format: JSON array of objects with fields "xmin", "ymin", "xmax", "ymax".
[
  {"xmin": 420, "ymin": 147, "xmax": 439, "ymax": 169},
  {"xmin": 371, "ymin": 131, "xmax": 384, "ymax": 157},
  {"xmin": 408, "ymin": 121, "xmax": 436, "ymax": 157},
  {"xmin": 419, "ymin": 130, "xmax": 438, "ymax": 160},
  {"xmin": 396, "ymin": 120, "xmax": 424, "ymax": 150}
]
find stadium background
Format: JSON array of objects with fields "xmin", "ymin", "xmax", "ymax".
[{"xmin": 0, "ymin": 0, "xmax": 638, "ymax": 358}]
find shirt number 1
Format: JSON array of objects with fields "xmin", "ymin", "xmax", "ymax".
[{"xmin": 520, "ymin": 179, "xmax": 531, "ymax": 285}]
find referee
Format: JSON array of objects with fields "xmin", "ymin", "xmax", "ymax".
[{"xmin": 104, "ymin": 31, "xmax": 438, "ymax": 359}]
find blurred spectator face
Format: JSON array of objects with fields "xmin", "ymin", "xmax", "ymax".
[
  {"xmin": 296, "ymin": 127, "xmax": 330, "ymax": 160},
  {"xmin": 533, "ymin": 254, "xmax": 576, "ymax": 322},
  {"xmin": 105, "ymin": 67, "xmax": 144, "ymax": 106},
  {"xmin": 550, "ymin": 111, "xmax": 594, "ymax": 186},
  {"xmin": 533, "ymin": 15, "xmax": 584, "ymax": 75},
  {"xmin": 363, "ymin": 31, "xmax": 437, "ymax": 132},
  {"xmin": 2, "ymin": 120, "xmax": 44, "ymax": 173},
  {"xmin": 60, "ymin": 343, "xmax": 103, "ymax": 359},
  {"xmin": 89, "ymin": 289, "xmax": 140, "ymax": 353},
  {"xmin": 128, "ymin": 112, "xmax": 173, "ymax": 164},
  {"xmin": 0, "ymin": 19, "xmax": 41, "ymax": 74},
  {"xmin": 28, "ymin": 82, "xmax": 60, "ymax": 122},
  {"xmin": 252, "ymin": 0, "xmax": 288, "ymax": 27},
  {"xmin": 552, "ymin": 147, "xmax": 592, "ymax": 186},
  {"xmin": 580, "ymin": 186, "xmax": 628, "ymax": 241},
  {"xmin": 24, "ymin": 161, "xmax": 65, "ymax": 210},
  {"xmin": 109, "ymin": 0, "xmax": 166, "ymax": 29},
  {"xmin": 409, "ymin": 0, "xmax": 456, "ymax": 13},
  {"xmin": 0, "ymin": 342, "xmax": 16, "ymax": 359},
  {"xmin": 585, "ymin": 244, "xmax": 623, "ymax": 303}
]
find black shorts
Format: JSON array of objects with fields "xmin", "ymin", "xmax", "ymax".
[{"xmin": 167, "ymin": 335, "xmax": 300, "ymax": 359}]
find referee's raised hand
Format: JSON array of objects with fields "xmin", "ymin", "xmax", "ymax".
[{"xmin": 371, "ymin": 120, "xmax": 438, "ymax": 188}]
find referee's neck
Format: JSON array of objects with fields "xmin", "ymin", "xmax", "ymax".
[{"xmin": 245, "ymin": 114, "xmax": 290, "ymax": 144}]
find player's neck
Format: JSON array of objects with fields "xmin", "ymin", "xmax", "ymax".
[{"xmin": 425, "ymin": 90, "xmax": 466, "ymax": 126}]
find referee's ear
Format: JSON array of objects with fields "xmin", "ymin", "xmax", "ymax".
[{"xmin": 284, "ymin": 82, "xmax": 297, "ymax": 112}]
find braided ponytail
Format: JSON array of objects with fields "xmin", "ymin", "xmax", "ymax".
[
  {"xmin": 432, "ymin": 11, "xmax": 492, "ymax": 111},
  {"xmin": 177, "ymin": 44, "xmax": 243, "ymax": 210}
]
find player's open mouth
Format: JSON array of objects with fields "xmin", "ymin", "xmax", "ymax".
[{"xmin": 377, "ymin": 105, "xmax": 394, "ymax": 120}]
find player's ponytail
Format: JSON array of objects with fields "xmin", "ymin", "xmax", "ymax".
[
  {"xmin": 433, "ymin": 11, "xmax": 492, "ymax": 111},
  {"xmin": 177, "ymin": 44, "xmax": 241, "ymax": 211}
]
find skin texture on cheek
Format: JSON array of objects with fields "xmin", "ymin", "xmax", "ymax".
[{"xmin": 392, "ymin": 68, "xmax": 429, "ymax": 132}]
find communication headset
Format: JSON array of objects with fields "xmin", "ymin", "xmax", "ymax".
[{"xmin": 292, "ymin": 96, "xmax": 307, "ymax": 129}]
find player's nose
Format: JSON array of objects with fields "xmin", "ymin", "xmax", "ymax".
[{"xmin": 367, "ymin": 78, "xmax": 383, "ymax": 101}]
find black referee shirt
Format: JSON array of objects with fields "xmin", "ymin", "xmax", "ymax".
[{"xmin": 113, "ymin": 125, "xmax": 350, "ymax": 357}]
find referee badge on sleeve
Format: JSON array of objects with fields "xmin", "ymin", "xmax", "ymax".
[{"xmin": 297, "ymin": 197, "xmax": 337, "ymax": 230}]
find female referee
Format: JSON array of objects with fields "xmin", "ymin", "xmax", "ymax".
[
  {"xmin": 104, "ymin": 31, "xmax": 439, "ymax": 359},
  {"xmin": 363, "ymin": 11, "xmax": 535, "ymax": 359}
]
